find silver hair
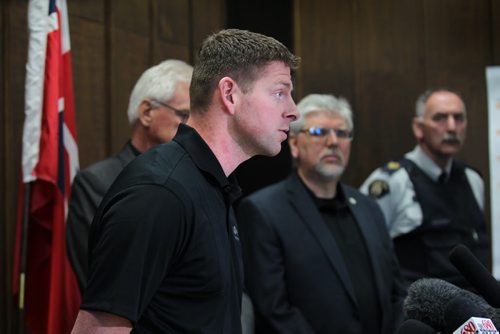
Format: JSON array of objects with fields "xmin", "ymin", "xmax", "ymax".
[
  {"xmin": 127, "ymin": 59, "xmax": 193, "ymax": 124},
  {"xmin": 415, "ymin": 88, "xmax": 466, "ymax": 119},
  {"xmin": 290, "ymin": 93, "xmax": 353, "ymax": 133}
]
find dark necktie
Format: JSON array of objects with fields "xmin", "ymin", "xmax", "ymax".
[{"xmin": 438, "ymin": 171, "xmax": 447, "ymax": 184}]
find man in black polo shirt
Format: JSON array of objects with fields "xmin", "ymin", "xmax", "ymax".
[
  {"xmin": 71, "ymin": 29, "xmax": 300, "ymax": 333},
  {"xmin": 66, "ymin": 59, "xmax": 192, "ymax": 293},
  {"xmin": 237, "ymin": 94, "xmax": 405, "ymax": 334}
]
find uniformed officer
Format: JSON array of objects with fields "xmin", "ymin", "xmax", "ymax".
[{"xmin": 360, "ymin": 88, "xmax": 489, "ymax": 290}]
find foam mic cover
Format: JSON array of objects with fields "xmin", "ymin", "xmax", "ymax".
[
  {"xmin": 404, "ymin": 278, "xmax": 496, "ymax": 331},
  {"xmin": 449, "ymin": 244, "xmax": 500, "ymax": 308},
  {"xmin": 396, "ymin": 319, "xmax": 437, "ymax": 334},
  {"xmin": 444, "ymin": 295, "xmax": 487, "ymax": 334}
]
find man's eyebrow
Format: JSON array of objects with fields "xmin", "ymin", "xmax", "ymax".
[
  {"xmin": 278, "ymin": 82, "xmax": 293, "ymax": 90},
  {"xmin": 434, "ymin": 111, "xmax": 465, "ymax": 115}
]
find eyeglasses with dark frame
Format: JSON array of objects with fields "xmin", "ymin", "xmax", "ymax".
[
  {"xmin": 150, "ymin": 99, "xmax": 190, "ymax": 123},
  {"xmin": 299, "ymin": 127, "xmax": 354, "ymax": 140}
]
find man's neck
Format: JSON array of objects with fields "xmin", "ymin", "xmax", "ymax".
[
  {"xmin": 419, "ymin": 144, "xmax": 452, "ymax": 169},
  {"xmin": 188, "ymin": 116, "xmax": 249, "ymax": 177},
  {"xmin": 130, "ymin": 127, "xmax": 149, "ymax": 153},
  {"xmin": 298, "ymin": 169, "xmax": 339, "ymax": 199}
]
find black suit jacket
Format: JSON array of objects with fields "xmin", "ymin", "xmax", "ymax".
[
  {"xmin": 237, "ymin": 172, "xmax": 404, "ymax": 334},
  {"xmin": 66, "ymin": 142, "xmax": 138, "ymax": 291}
]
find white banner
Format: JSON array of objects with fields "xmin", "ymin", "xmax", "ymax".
[{"xmin": 486, "ymin": 66, "xmax": 500, "ymax": 278}]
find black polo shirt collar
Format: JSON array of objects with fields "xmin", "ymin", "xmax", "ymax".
[
  {"xmin": 297, "ymin": 173, "xmax": 348, "ymax": 212},
  {"xmin": 315, "ymin": 186, "xmax": 349, "ymax": 213},
  {"xmin": 174, "ymin": 124, "xmax": 242, "ymax": 204}
]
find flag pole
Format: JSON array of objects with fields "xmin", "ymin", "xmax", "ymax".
[{"xmin": 18, "ymin": 181, "xmax": 31, "ymax": 334}]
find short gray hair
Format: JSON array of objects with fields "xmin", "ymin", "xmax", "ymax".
[
  {"xmin": 290, "ymin": 93, "xmax": 353, "ymax": 133},
  {"xmin": 415, "ymin": 87, "xmax": 466, "ymax": 119},
  {"xmin": 127, "ymin": 59, "xmax": 193, "ymax": 124}
]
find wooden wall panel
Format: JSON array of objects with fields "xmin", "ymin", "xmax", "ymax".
[
  {"xmin": 68, "ymin": 1, "xmax": 107, "ymax": 169},
  {"xmin": 110, "ymin": 29, "xmax": 150, "ymax": 153},
  {"xmin": 4, "ymin": 2, "xmax": 28, "ymax": 333},
  {"xmin": 423, "ymin": 0, "xmax": 491, "ymax": 69},
  {"xmin": 152, "ymin": 0, "xmax": 191, "ymax": 64},
  {"xmin": 70, "ymin": 14, "xmax": 108, "ymax": 168},
  {"xmin": 293, "ymin": 0, "xmax": 354, "ymax": 100},
  {"xmin": 0, "ymin": 0, "xmax": 5, "ymax": 327},
  {"xmin": 112, "ymin": 0, "xmax": 149, "ymax": 35},
  {"xmin": 1, "ymin": 0, "xmax": 5, "ymax": 331},
  {"xmin": 155, "ymin": 0, "xmax": 190, "ymax": 44},
  {"xmin": 191, "ymin": 0, "xmax": 226, "ymax": 62},
  {"xmin": 109, "ymin": 1, "xmax": 150, "ymax": 153},
  {"xmin": 494, "ymin": 1, "xmax": 500, "ymax": 63},
  {"xmin": 349, "ymin": 0, "xmax": 424, "ymax": 184},
  {"xmin": 154, "ymin": 40, "xmax": 191, "ymax": 65},
  {"xmin": 70, "ymin": 0, "xmax": 105, "ymax": 22}
]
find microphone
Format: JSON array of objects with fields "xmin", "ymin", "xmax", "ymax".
[
  {"xmin": 451, "ymin": 317, "xmax": 498, "ymax": 334},
  {"xmin": 444, "ymin": 295, "xmax": 488, "ymax": 334},
  {"xmin": 404, "ymin": 278, "xmax": 500, "ymax": 331},
  {"xmin": 449, "ymin": 244, "xmax": 500, "ymax": 308},
  {"xmin": 396, "ymin": 319, "xmax": 436, "ymax": 334}
]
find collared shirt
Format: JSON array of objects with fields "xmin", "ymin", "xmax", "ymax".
[
  {"xmin": 406, "ymin": 145, "xmax": 452, "ymax": 182},
  {"xmin": 360, "ymin": 145, "xmax": 484, "ymax": 237},
  {"xmin": 82, "ymin": 124, "xmax": 243, "ymax": 333}
]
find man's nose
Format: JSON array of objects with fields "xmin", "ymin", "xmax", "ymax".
[
  {"xmin": 286, "ymin": 103, "xmax": 299, "ymax": 122},
  {"xmin": 446, "ymin": 115, "xmax": 457, "ymax": 131},
  {"xmin": 325, "ymin": 130, "xmax": 339, "ymax": 146}
]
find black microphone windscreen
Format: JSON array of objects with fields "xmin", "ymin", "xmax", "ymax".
[
  {"xmin": 404, "ymin": 278, "xmax": 491, "ymax": 331},
  {"xmin": 449, "ymin": 244, "xmax": 500, "ymax": 308},
  {"xmin": 444, "ymin": 295, "xmax": 486, "ymax": 334},
  {"xmin": 396, "ymin": 319, "xmax": 436, "ymax": 334}
]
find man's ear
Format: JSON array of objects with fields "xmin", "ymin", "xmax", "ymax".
[
  {"xmin": 218, "ymin": 77, "xmax": 238, "ymax": 115},
  {"xmin": 138, "ymin": 100, "xmax": 153, "ymax": 127},
  {"xmin": 288, "ymin": 134, "xmax": 299, "ymax": 159},
  {"xmin": 412, "ymin": 117, "xmax": 423, "ymax": 141}
]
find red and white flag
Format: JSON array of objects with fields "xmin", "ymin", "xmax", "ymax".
[{"xmin": 13, "ymin": 0, "xmax": 80, "ymax": 333}]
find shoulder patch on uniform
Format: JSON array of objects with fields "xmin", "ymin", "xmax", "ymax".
[{"xmin": 368, "ymin": 179, "xmax": 390, "ymax": 198}]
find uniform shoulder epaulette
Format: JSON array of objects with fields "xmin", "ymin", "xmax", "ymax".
[
  {"xmin": 381, "ymin": 160, "xmax": 403, "ymax": 175},
  {"xmin": 367, "ymin": 160, "xmax": 404, "ymax": 198}
]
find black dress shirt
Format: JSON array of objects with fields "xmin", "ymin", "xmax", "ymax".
[{"xmin": 309, "ymin": 186, "xmax": 382, "ymax": 334}]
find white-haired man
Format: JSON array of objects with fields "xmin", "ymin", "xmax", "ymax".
[
  {"xmin": 66, "ymin": 59, "xmax": 193, "ymax": 292},
  {"xmin": 238, "ymin": 94, "xmax": 404, "ymax": 334}
]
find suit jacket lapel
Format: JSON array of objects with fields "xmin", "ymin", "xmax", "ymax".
[
  {"xmin": 344, "ymin": 186, "xmax": 387, "ymax": 307},
  {"xmin": 285, "ymin": 174, "xmax": 357, "ymax": 305}
]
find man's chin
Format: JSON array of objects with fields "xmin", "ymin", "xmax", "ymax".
[
  {"xmin": 442, "ymin": 139, "xmax": 461, "ymax": 144},
  {"xmin": 317, "ymin": 166, "xmax": 344, "ymax": 180},
  {"xmin": 438, "ymin": 144, "xmax": 461, "ymax": 156},
  {"xmin": 260, "ymin": 144, "xmax": 282, "ymax": 157}
]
